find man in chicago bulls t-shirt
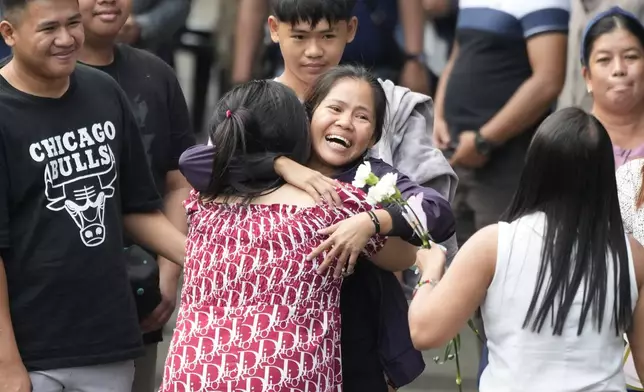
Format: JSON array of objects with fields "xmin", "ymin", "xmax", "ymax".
[{"xmin": 0, "ymin": 0, "xmax": 186, "ymax": 391}]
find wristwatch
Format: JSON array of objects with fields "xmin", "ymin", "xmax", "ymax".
[{"xmin": 474, "ymin": 132, "xmax": 496, "ymax": 156}]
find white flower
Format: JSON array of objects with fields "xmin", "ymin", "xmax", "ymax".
[
  {"xmin": 372, "ymin": 172, "xmax": 398, "ymax": 201},
  {"xmin": 352, "ymin": 161, "xmax": 372, "ymax": 188},
  {"xmin": 365, "ymin": 172, "xmax": 398, "ymax": 205},
  {"xmin": 366, "ymin": 185, "xmax": 385, "ymax": 205}
]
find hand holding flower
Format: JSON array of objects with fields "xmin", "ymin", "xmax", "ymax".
[
  {"xmin": 415, "ymin": 246, "xmax": 447, "ymax": 280},
  {"xmin": 352, "ymin": 161, "xmax": 471, "ymax": 392}
]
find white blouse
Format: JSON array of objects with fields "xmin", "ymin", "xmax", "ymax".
[
  {"xmin": 616, "ymin": 158, "xmax": 644, "ymax": 389},
  {"xmin": 617, "ymin": 158, "xmax": 644, "ymax": 244}
]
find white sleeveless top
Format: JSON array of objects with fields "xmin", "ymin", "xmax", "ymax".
[{"xmin": 480, "ymin": 212, "xmax": 638, "ymax": 392}]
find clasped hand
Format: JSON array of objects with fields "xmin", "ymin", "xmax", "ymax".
[{"xmin": 307, "ymin": 212, "xmax": 377, "ymax": 278}]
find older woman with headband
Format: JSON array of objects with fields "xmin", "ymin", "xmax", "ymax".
[{"xmin": 581, "ymin": 6, "xmax": 644, "ymax": 168}]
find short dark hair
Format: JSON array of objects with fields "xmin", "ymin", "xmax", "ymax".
[
  {"xmin": 304, "ymin": 64, "xmax": 387, "ymax": 144},
  {"xmin": 1, "ymin": 0, "xmax": 29, "ymax": 14},
  {"xmin": 1, "ymin": 0, "xmax": 31, "ymax": 23},
  {"xmin": 581, "ymin": 7, "xmax": 644, "ymax": 66},
  {"xmin": 204, "ymin": 80, "xmax": 311, "ymax": 202},
  {"xmin": 270, "ymin": 0, "xmax": 356, "ymax": 28}
]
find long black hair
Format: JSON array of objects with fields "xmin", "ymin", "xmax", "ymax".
[
  {"xmin": 203, "ymin": 80, "xmax": 311, "ymax": 201},
  {"xmin": 503, "ymin": 107, "xmax": 632, "ymax": 336},
  {"xmin": 581, "ymin": 7, "xmax": 644, "ymax": 67}
]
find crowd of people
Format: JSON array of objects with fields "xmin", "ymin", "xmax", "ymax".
[{"xmin": 3, "ymin": 0, "xmax": 644, "ymax": 392}]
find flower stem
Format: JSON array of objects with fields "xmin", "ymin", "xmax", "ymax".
[
  {"xmin": 394, "ymin": 200, "xmax": 433, "ymax": 247},
  {"xmin": 454, "ymin": 338, "xmax": 463, "ymax": 392},
  {"xmin": 467, "ymin": 319, "xmax": 484, "ymax": 343}
]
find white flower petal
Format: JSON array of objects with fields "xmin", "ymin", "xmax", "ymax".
[
  {"xmin": 353, "ymin": 162, "xmax": 372, "ymax": 188},
  {"xmin": 373, "ymin": 172, "xmax": 398, "ymax": 201},
  {"xmin": 406, "ymin": 193, "xmax": 427, "ymax": 232}
]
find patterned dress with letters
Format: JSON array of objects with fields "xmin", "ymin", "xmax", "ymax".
[{"xmin": 161, "ymin": 186, "xmax": 384, "ymax": 392}]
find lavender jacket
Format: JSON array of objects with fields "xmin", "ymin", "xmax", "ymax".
[{"xmin": 178, "ymin": 145, "xmax": 456, "ymax": 387}]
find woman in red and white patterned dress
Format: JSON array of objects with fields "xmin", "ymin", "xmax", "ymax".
[{"xmin": 161, "ymin": 80, "xmax": 420, "ymax": 392}]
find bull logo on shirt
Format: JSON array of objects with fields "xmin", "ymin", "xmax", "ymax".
[
  {"xmin": 43, "ymin": 146, "xmax": 117, "ymax": 247},
  {"xmin": 29, "ymin": 121, "xmax": 119, "ymax": 247}
]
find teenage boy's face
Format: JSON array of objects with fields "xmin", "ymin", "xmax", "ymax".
[
  {"xmin": 268, "ymin": 17, "xmax": 357, "ymax": 86},
  {"xmin": 78, "ymin": 0, "xmax": 131, "ymax": 39}
]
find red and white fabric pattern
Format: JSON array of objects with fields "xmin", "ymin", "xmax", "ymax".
[{"xmin": 161, "ymin": 186, "xmax": 384, "ymax": 392}]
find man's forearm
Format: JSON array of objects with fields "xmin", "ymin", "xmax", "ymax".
[
  {"xmin": 479, "ymin": 75, "xmax": 563, "ymax": 144},
  {"xmin": 433, "ymin": 43, "xmax": 459, "ymax": 119},
  {"xmin": 232, "ymin": 0, "xmax": 269, "ymax": 83},
  {"xmin": 399, "ymin": 0, "xmax": 425, "ymax": 55},
  {"xmin": 0, "ymin": 257, "xmax": 21, "ymax": 364},
  {"xmin": 124, "ymin": 211, "xmax": 185, "ymax": 268},
  {"xmin": 158, "ymin": 184, "xmax": 191, "ymax": 281}
]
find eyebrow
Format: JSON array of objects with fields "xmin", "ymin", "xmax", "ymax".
[
  {"xmin": 36, "ymin": 13, "xmax": 81, "ymax": 30},
  {"xmin": 595, "ymin": 47, "xmax": 641, "ymax": 55},
  {"xmin": 291, "ymin": 27, "xmax": 336, "ymax": 34},
  {"xmin": 327, "ymin": 98, "xmax": 372, "ymax": 113}
]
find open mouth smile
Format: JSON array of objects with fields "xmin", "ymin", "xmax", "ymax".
[{"xmin": 325, "ymin": 134, "xmax": 352, "ymax": 149}]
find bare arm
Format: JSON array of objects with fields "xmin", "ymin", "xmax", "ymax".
[
  {"xmin": 399, "ymin": 0, "xmax": 425, "ymax": 56},
  {"xmin": 370, "ymin": 210, "xmax": 418, "ymax": 272},
  {"xmin": 139, "ymin": 171, "xmax": 190, "ymax": 332},
  {"xmin": 0, "ymin": 258, "xmax": 19, "ymax": 364},
  {"xmin": 627, "ymin": 236, "xmax": 644, "ymax": 382},
  {"xmin": 123, "ymin": 212, "xmax": 185, "ymax": 268},
  {"xmin": 231, "ymin": 0, "xmax": 269, "ymax": 84},
  {"xmin": 398, "ymin": 0, "xmax": 430, "ymax": 93},
  {"xmin": 310, "ymin": 208, "xmax": 419, "ymax": 276},
  {"xmin": 409, "ymin": 224, "xmax": 497, "ymax": 349},
  {"xmin": 371, "ymin": 238, "xmax": 418, "ymax": 272},
  {"xmin": 480, "ymin": 33, "xmax": 567, "ymax": 144},
  {"xmin": 157, "ymin": 171, "xmax": 190, "ymax": 285},
  {"xmin": 433, "ymin": 41, "xmax": 459, "ymax": 120},
  {"xmin": 0, "ymin": 257, "xmax": 30, "ymax": 392}
]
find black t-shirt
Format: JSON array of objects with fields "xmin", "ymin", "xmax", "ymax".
[
  {"xmin": 443, "ymin": 2, "xmax": 569, "ymax": 138},
  {"xmin": 0, "ymin": 64, "xmax": 163, "ymax": 371},
  {"xmin": 83, "ymin": 45, "xmax": 195, "ymax": 195},
  {"xmin": 81, "ymin": 45, "xmax": 195, "ymax": 345}
]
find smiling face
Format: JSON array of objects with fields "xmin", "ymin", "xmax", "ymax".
[
  {"xmin": 584, "ymin": 27, "xmax": 644, "ymax": 113},
  {"xmin": 0, "ymin": 0, "xmax": 84, "ymax": 79},
  {"xmin": 309, "ymin": 77, "xmax": 378, "ymax": 169},
  {"xmin": 78, "ymin": 0, "xmax": 130, "ymax": 40}
]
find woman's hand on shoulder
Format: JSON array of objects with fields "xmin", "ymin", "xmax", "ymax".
[
  {"xmin": 307, "ymin": 212, "xmax": 376, "ymax": 278},
  {"xmin": 274, "ymin": 157, "xmax": 342, "ymax": 207}
]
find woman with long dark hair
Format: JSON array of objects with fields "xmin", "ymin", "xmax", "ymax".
[{"xmin": 409, "ymin": 107, "xmax": 644, "ymax": 391}]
